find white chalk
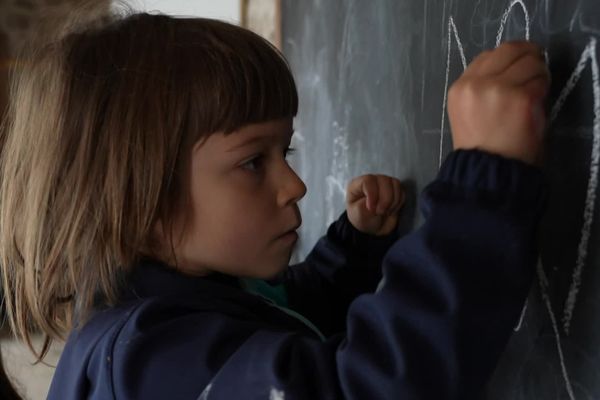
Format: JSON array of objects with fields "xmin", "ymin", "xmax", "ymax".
[
  {"xmin": 537, "ymin": 261, "xmax": 576, "ymax": 400},
  {"xmin": 439, "ymin": 5, "xmax": 593, "ymax": 395},
  {"xmin": 198, "ymin": 383, "xmax": 212, "ymax": 400},
  {"xmin": 496, "ymin": 0, "xmax": 531, "ymax": 48},
  {"xmin": 439, "ymin": 17, "xmax": 467, "ymax": 168},
  {"xmin": 514, "ymin": 299, "xmax": 528, "ymax": 331},
  {"xmin": 326, "ymin": 122, "xmax": 350, "ymax": 225},
  {"xmin": 561, "ymin": 37, "xmax": 600, "ymax": 335}
]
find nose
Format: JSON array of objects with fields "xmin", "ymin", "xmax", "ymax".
[{"xmin": 277, "ymin": 162, "xmax": 307, "ymax": 207}]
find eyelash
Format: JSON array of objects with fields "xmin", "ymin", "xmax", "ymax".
[
  {"xmin": 241, "ymin": 147, "xmax": 297, "ymax": 172},
  {"xmin": 285, "ymin": 147, "xmax": 297, "ymax": 157}
]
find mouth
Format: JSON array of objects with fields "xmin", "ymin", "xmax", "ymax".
[
  {"xmin": 277, "ymin": 230, "xmax": 299, "ymax": 244},
  {"xmin": 276, "ymin": 223, "xmax": 301, "ymax": 242}
]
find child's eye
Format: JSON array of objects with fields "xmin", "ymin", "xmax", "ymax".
[
  {"xmin": 240, "ymin": 155, "xmax": 264, "ymax": 172},
  {"xmin": 284, "ymin": 147, "xmax": 296, "ymax": 159}
]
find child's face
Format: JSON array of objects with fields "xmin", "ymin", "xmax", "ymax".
[{"xmin": 171, "ymin": 117, "xmax": 306, "ymax": 279}]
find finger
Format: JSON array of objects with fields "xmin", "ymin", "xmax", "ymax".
[
  {"xmin": 488, "ymin": 41, "xmax": 543, "ymax": 75},
  {"xmin": 347, "ymin": 175, "xmax": 372, "ymax": 206},
  {"xmin": 531, "ymin": 101, "xmax": 547, "ymax": 136},
  {"xmin": 500, "ymin": 53, "xmax": 550, "ymax": 86},
  {"xmin": 389, "ymin": 179, "xmax": 405, "ymax": 215},
  {"xmin": 374, "ymin": 176, "xmax": 395, "ymax": 215},
  {"xmin": 464, "ymin": 49, "xmax": 493, "ymax": 77},
  {"xmin": 383, "ymin": 178, "xmax": 400, "ymax": 216},
  {"xmin": 522, "ymin": 74, "xmax": 551, "ymax": 100},
  {"xmin": 363, "ymin": 176, "xmax": 381, "ymax": 212},
  {"xmin": 470, "ymin": 41, "xmax": 543, "ymax": 76},
  {"xmin": 387, "ymin": 179, "xmax": 400, "ymax": 215}
]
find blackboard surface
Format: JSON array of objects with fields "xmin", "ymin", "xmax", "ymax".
[{"xmin": 282, "ymin": 1, "xmax": 600, "ymax": 399}]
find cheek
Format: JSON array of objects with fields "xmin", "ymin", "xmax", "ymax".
[{"xmin": 193, "ymin": 190, "xmax": 269, "ymax": 252}]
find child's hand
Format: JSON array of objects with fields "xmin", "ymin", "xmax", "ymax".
[
  {"xmin": 448, "ymin": 41, "xmax": 551, "ymax": 164},
  {"xmin": 346, "ymin": 174, "xmax": 405, "ymax": 236}
]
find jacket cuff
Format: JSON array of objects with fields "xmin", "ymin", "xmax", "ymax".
[
  {"xmin": 327, "ymin": 212, "xmax": 398, "ymax": 257},
  {"xmin": 433, "ymin": 149, "xmax": 547, "ymax": 214}
]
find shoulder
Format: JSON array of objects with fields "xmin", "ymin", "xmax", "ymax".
[{"xmin": 59, "ymin": 295, "xmax": 261, "ymax": 399}]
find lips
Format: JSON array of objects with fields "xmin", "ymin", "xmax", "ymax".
[
  {"xmin": 276, "ymin": 222, "xmax": 301, "ymax": 239},
  {"xmin": 287, "ymin": 223, "xmax": 301, "ymax": 234},
  {"xmin": 276, "ymin": 208, "xmax": 302, "ymax": 240},
  {"xmin": 279, "ymin": 226, "xmax": 299, "ymax": 237}
]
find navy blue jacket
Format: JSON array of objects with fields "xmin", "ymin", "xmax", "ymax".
[{"xmin": 47, "ymin": 150, "xmax": 545, "ymax": 399}]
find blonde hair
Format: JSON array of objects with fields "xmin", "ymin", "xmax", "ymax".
[{"xmin": 0, "ymin": 10, "xmax": 298, "ymax": 361}]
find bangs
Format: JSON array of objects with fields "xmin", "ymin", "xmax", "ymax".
[{"xmin": 177, "ymin": 18, "xmax": 299, "ymax": 135}]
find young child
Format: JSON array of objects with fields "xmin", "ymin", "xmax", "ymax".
[{"xmin": 0, "ymin": 9, "xmax": 549, "ymax": 400}]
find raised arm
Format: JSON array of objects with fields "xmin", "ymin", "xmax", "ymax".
[
  {"xmin": 106, "ymin": 149, "xmax": 545, "ymax": 400},
  {"xmin": 282, "ymin": 209, "xmax": 399, "ymax": 337}
]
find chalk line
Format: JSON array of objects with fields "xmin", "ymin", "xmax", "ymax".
[
  {"xmin": 537, "ymin": 261, "xmax": 576, "ymax": 400},
  {"xmin": 561, "ymin": 37, "xmax": 600, "ymax": 335},
  {"xmin": 439, "ymin": 17, "xmax": 467, "ymax": 168},
  {"xmin": 326, "ymin": 122, "xmax": 349, "ymax": 225},
  {"xmin": 514, "ymin": 299, "xmax": 528, "ymax": 331},
  {"xmin": 496, "ymin": 0, "xmax": 530, "ymax": 48},
  {"xmin": 550, "ymin": 40, "xmax": 595, "ymax": 123},
  {"xmin": 441, "ymin": 0, "xmax": 530, "ymax": 168},
  {"xmin": 439, "ymin": 2, "xmax": 593, "ymax": 396},
  {"xmin": 197, "ymin": 383, "xmax": 212, "ymax": 400},
  {"xmin": 569, "ymin": 3, "xmax": 582, "ymax": 33}
]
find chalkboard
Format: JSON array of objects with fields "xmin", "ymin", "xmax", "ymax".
[{"xmin": 282, "ymin": 1, "xmax": 600, "ymax": 399}]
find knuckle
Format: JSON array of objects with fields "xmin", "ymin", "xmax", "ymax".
[
  {"xmin": 354, "ymin": 174, "xmax": 371, "ymax": 184},
  {"xmin": 459, "ymin": 79, "xmax": 482, "ymax": 102},
  {"xmin": 479, "ymin": 49, "xmax": 493, "ymax": 58},
  {"xmin": 499, "ymin": 41, "xmax": 521, "ymax": 53},
  {"xmin": 522, "ymin": 54, "xmax": 545, "ymax": 71},
  {"xmin": 378, "ymin": 175, "xmax": 392, "ymax": 184},
  {"xmin": 472, "ymin": 49, "xmax": 491, "ymax": 65},
  {"xmin": 482, "ymin": 80, "xmax": 506, "ymax": 99},
  {"xmin": 449, "ymin": 79, "xmax": 469, "ymax": 99},
  {"xmin": 379, "ymin": 194, "xmax": 393, "ymax": 208},
  {"xmin": 364, "ymin": 174, "xmax": 378, "ymax": 186},
  {"xmin": 501, "ymin": 40, "xmax": 529, "ymax": 52}
]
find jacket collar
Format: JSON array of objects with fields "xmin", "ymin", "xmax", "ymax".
[{"xmin": 122, "ymin": 258, "xmax": 244, "ymax": 301}]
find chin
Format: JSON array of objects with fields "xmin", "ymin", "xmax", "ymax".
[{"xmin": 260, "ymin": 261, "xmax": 289, "ymax": 280}]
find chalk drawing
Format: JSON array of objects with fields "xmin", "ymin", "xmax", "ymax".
[
  {"xmin": 537, "ymin": 261, "xmax": 576, "ymax": 400},
  {"xmin": 440, "ymin": 1, "xmax": 600, "ymax": 396},
  {"xmin": 569, "ymin": 3, "xmax": 582, "ymax": 33},
  {"xmin": 495, "ymin": 0, "xmax": 530, "ymax": 47},
  {"xmin": 514, "ymin": 299, "xmax": 528, "ymax": 332},
  {"xmin": 197, "ymin": 383, "xmax": 212, "ymax": 400},
  {"xmin": 439, "ymin": 0, "xmax": 530, "ymax": 168},
  {"xmin": 326, "ymin": 121, "xmax": 350, "ymax": 225},
  {"xmin": 556, "ymin": 37, "xmax": 600, "ymax": 335},
  {"xmin": 439, "ymin": 16, "xmax": 467, "ymax": 167}
]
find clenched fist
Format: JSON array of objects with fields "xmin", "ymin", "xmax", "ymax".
[
  {"xmin": 346, "ymin": 174, "xmax": 405, "ymax": 236},
  {"xmin": 448, "ymin": 41, "xmax": 550, "ymax": 164}
]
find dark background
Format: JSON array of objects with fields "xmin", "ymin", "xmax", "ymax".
[{"xmin": 282, "ymin": 1, "xmax": 600, "ymax": 398}]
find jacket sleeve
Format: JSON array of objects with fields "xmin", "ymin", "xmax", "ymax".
[
  {"xmin": 113, "ymin": 149, "xmax": 545, "ymax": 400},
  {"xmin": 281, "ymin": 211, "xmax": 399, "ymax": 337}
]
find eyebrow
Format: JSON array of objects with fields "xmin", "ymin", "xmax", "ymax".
[{"xmin": 226, "ymin": 130, "xmax": 294, "ymax": 152}]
